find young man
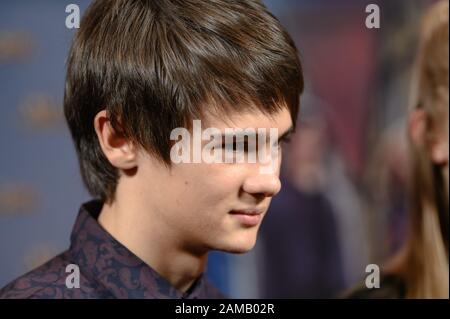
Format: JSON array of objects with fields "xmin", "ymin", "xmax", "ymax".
[{"xmin": 0, "ymin": 0, "xmax": 303, "ymax": 298}]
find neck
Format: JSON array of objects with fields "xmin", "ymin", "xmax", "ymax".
[{"xmin": 98, "ymin": 189, "xmax": 208, "ymax": 293}]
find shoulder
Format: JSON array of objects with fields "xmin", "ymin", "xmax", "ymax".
[
  {"xmin": 343, "ymin": 274, "xmax": 406, "ymax": 299},
  {"xmin": 0, "ymin": 251, "xmax": 109, "ymax": 299}
]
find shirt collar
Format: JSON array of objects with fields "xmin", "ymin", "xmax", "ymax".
[{"xmin": 68, "ymin": 200, "xmax": 212, "ymax": 299}]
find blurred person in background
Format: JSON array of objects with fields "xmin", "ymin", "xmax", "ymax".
[
  {"xmin": 259, "ymin": 100, "xmax": 345, "ymax": 298},
  {"xmin": 365, "ymin": 121, "xmax": 409, "ymax": 259},
  {"xmin": 348, "ymin": 0, "xmax": 449, "ymax": 298}
]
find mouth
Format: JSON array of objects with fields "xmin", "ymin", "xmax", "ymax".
[{"xmin": 229, "ymin": 209, "xmax": 265, "ymax": 227}]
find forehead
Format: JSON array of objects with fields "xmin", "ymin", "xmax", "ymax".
[{"xmin": 201, "ymin": 107, "xmax": 293, "ymax": 131}]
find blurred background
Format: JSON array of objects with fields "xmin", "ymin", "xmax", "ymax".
[{"xmin": 0, "ymin": 0, "xmax": 440, "ymax": 298}]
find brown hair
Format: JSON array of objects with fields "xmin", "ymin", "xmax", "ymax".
[{"xmin": 64, "ymin": 0, "xmax": 304, "ymax": 202}]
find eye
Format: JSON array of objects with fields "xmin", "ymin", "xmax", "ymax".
[
  {"xmin": 283, "ymin": 136, "xmax": 292, "ymax": 144},
  {"xmin": 222, "ymin": 138, "xmax": 252, "ymax": 152},
  {"xmin": 277, "ymin": 136, "xmax": 292, "ymax": 148},
  {"xmin": 222, "ymin": 142, "xmax": 237, "ymax": 152}
]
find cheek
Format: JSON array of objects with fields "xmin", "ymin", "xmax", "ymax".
[{"xmin": 174, "ymin": 163, "xmax": 245, "ymax": 206}]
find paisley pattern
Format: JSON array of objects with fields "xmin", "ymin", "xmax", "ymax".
[{"xmin": 0, "ymin": 200, "xmax": 225, "ymax": 299}]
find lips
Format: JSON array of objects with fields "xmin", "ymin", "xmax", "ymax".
[
  {"xmin": 229, "ymin": 209, "xmax": 264, "ymax": 227},
  {"xmin": 231, "ymin": 209, "xmax": 263, "ymax": 216}
]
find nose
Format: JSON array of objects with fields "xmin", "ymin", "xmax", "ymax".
[{"xmin": 242, "ymin": 171, "xmax": 282, "ymax": 198}]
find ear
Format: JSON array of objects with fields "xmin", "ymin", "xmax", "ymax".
[
  {"xmin": 409, "ymin": 109, "xmax": 427, "ymax": 148},
  {"xmin": 94, "ymin": 110, "xmax": 137, "ymax": 170},
  {"xmin": 430, "ymin": 126, "xmax": 449, "ymax": 166},
  {"xmin": 409, "ymin": 108, "xmax": 449, "ymax": 166}
]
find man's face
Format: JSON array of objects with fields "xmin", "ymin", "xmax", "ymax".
[{"xmin": 135, "ymin": 107, "xmax": 293, "ymax": 254}]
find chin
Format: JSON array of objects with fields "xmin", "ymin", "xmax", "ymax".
[{"xmin": 213, "ymin": 231, "xmax": 258, "ymax": 254}]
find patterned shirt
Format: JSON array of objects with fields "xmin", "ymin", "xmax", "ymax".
[{"xmin": 0, "ymin": 200, "xmax": 225, "ymax": 299}]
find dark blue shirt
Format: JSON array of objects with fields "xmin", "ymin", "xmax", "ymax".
[{"xmin": 0, "ymin": 200, "xmax": 224, "ymax": 299}]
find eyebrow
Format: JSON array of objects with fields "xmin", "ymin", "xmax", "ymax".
[{"xmin": 217, "ymin": 125, "xmax": 295, "ymax": 144}]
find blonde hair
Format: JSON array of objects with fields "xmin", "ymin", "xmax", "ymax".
[{"xmin": 393, "ymin": 0, "xmax": 449, "ymax": 299}]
